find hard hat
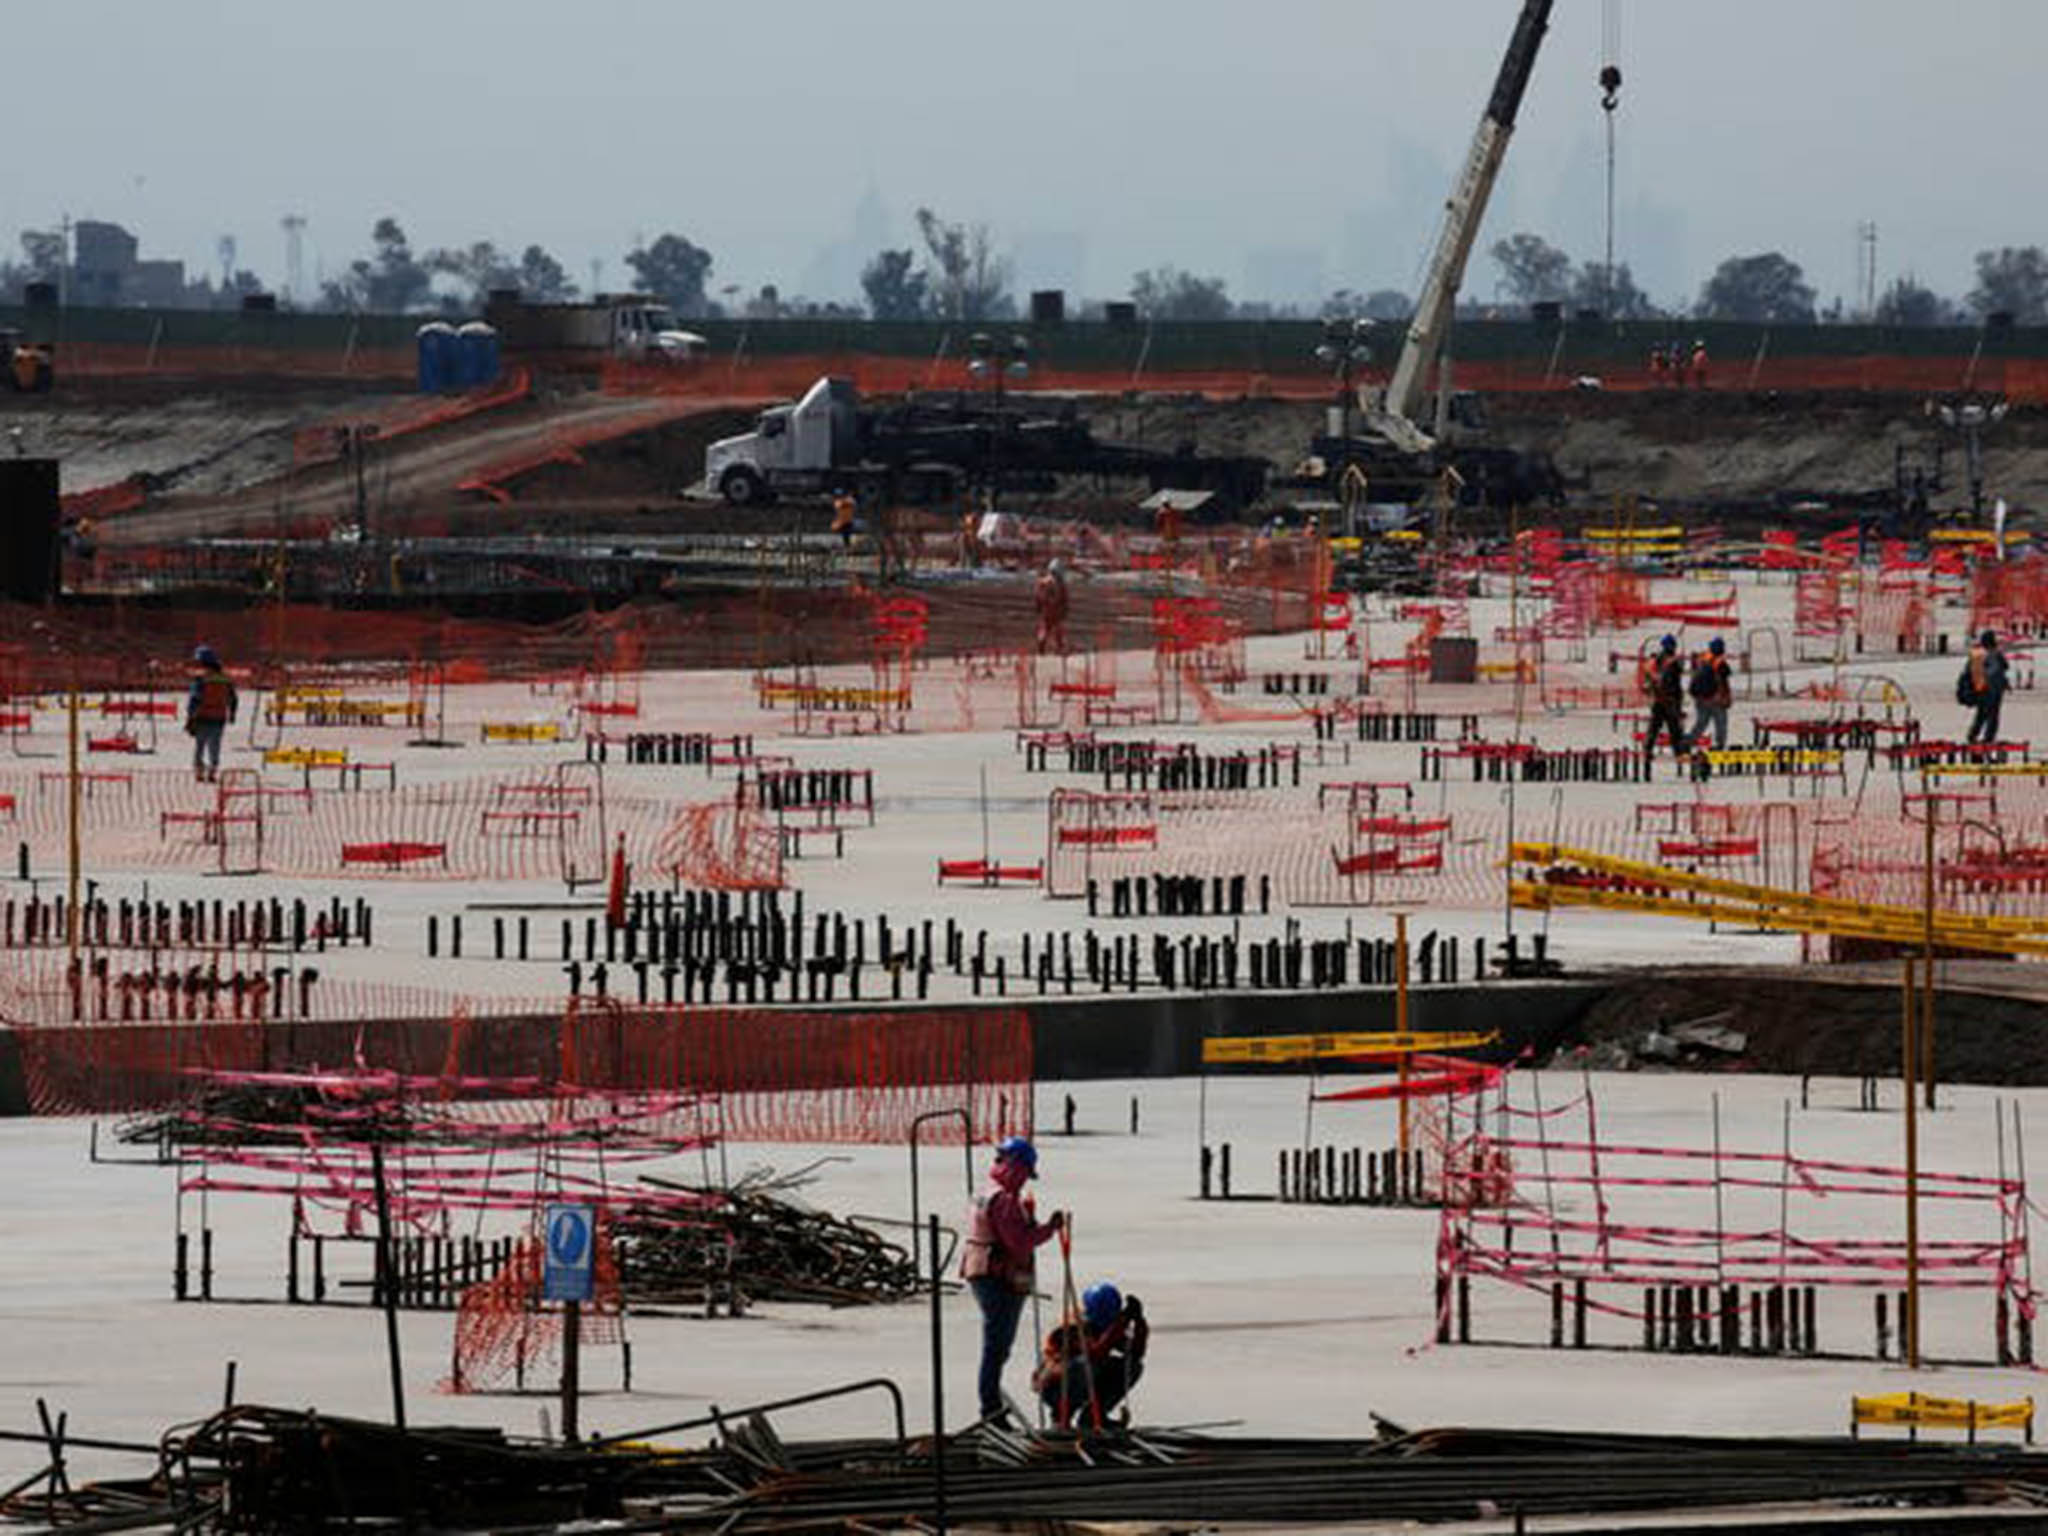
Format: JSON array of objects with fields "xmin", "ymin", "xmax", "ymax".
[
  {"xmin": 1659, "ymin": 635, "xmax": 1677, "ymax": 652},
  {"xmin": 1981, "ymin": 629, "xmax": 1999, "ymax": 647},
  {"xmin": 1082, "ymin": 1282, "xmax": 1122, "ymax": 1330},
  {"xmin": 1708, "ymin": 638, "xmax": 1725, "ymax": 655},
  {"xmin": 1048, "ymin": 558, "xmax": 1064, "ymax": 576},
  {"xmin": 194, "ymin": 646, "xmax": 220, "ymax": 667},
  {"xmin": 995, "ymin": 1135, "xmax": 1037, "ymax": 1175}
]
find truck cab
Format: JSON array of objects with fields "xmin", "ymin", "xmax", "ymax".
[
  {"xmin": 702, "ymin": 377, "xmax": 859, "ymax": 505},
  {"xmin": 613, "ymin": 303, "xmax": 707, "ymax": 362}
]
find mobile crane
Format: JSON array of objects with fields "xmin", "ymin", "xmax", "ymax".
[{"xmin": 1308, "ymin": 0, "xmax": 1564, "ymax": 513}]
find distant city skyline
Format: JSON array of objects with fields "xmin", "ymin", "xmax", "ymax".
[{"xmin": 5, "ymin": 1, "xmax": 2043, "ymax": 312}]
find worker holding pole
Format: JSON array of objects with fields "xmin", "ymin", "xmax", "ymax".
[
  {"xmin": 960, "ymin": 1136, "xmax": 1065, "ymax": 1422},
  {"xmin": 1035, "ymin": 1279, "xmax": 1148, "ymax": 1429}
]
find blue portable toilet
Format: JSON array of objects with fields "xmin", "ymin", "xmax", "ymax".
[
  {"xmin": 457, "ymin": 320, "xmax": 500, "ymax": 389},
  {"xmin": 416, "ymin": 322, "xmax": 458, "ymax": 394}
]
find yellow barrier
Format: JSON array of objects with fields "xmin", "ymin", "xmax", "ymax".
[
  {"xmin": 1852, "ymin": 1391, "xmax": 2033, "ymax": 1442},
  {"xmin": 1202, "ymin": 1029, "xmax": 1496, "ymax": 1066},
  {"xmin": 266, "ymin": 695, "xmax": 421, "ymax": 725},
  {"xmin": 1921, "ymin": 761, "xmax": 2048, "ymax": 779},
  {"xmin": 1930, "ymin": 527, "xmax": 2032, "ymax": 545},
  {"xmin": 1509, "ymin": 843, "xmax": 2048, "ymax": 937},
  {"xmin": 758, "ymin": 682, "xmax": 912, "ymax": 711},
  {"xmin": 481, "ymin": 722, "xmax": 561, "ymax": 744},
  {"xmin": 264, "ymin": 747, "xmax": 349, "ymax": 768},
  {"xmin": 1700, "ymin": 748, "xmax": 1843, "ymax": 769},
  {"xmin": 1584, "ymin": 525, "xmax": 1683, "ymax": 541},
  {"xmin": 1509, "ymin": 880, "xmax": 2048, "ymax": 958}
]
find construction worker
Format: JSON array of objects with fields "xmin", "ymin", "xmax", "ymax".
[
  {"xmin": 1687, "ymin": 637, "xmax": 1735, "ymax": 752},
  {"xmin": 1963, "ymin": 629, "xmax": 2009, "ymax": 744},
  {"xmin": 830, "ymin": 489, "xmax": 857, "ymax": 550},
  {"xmin": 959, "ymin": 510, "xmax": 982, "ymax": 569},
  {"xmin": 185, "ymin": 645, "xmax": 238, "ymax": 784},
  {"xmin": 1689, "ymin": 339, "xmax": 1709, "ymax": 389},
  {"xmin": 1642, "ymin": 635, "xmax": 1687, "ymax": 762},
  {"xmin": 1154, "ymin": 497, "xmax": 1181, "ymax": 547},
  {"xmin": 1034, "ymin": 1281, "xmax": 1148, "ymax": 1429},
  {"xmin": 1035, "ymin": 559, "xmax": 1071, "ymax": 656},
  {"xmin": 961, "ymin": 1136, "xmax": 1065, "ymax": 1422},
  {"xmin": 1648, "ymin": 344, "xmax": 1668, "ymax": 386}
]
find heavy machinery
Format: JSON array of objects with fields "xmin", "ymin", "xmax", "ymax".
[
  {"xmin": 1305, "ymin": 0, "xmax": 1563, "ymax": 513},
  {"xmin": 701, "ymin": 376, "xmax": 1270, "ymax": 515},
  {"xmin": 0, "ymin": 329, "xmax": 54, "ymax": 393},
  {"xmin": 483, "ymin": 293, "xmax": 708, "ymax": 367}
]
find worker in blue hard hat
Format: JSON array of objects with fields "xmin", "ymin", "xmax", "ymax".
[
  {"xmin": 960, "ymin": 1135, "xmax": 1066, "ymax": 1421},
  {"xmin": 1641, "ymin": 634, "xmax": 1688, "ymax": 763},
  {"xmin": 185, "ymin": 645, "xmax": 238, "ymax": 784},
  {"xmin": 1686, "ymin": 637, "xmax": 1735, "ymax": 753},
  {"xmin": 1035, "ymin": 1280, "xmax": 1148, "ymax": 1428}
]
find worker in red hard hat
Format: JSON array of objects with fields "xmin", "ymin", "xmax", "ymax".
[{"xmin": 961, "ymin": 1136, "xmax": 1065, "ymax": 1421}]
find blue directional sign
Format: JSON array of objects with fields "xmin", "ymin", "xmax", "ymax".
[{"xmin": 542, "ymin": 1203, "xmax": 595, "ymax": 1303}]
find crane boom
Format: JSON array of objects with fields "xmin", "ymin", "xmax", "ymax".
[{"xmin": 1372, "ymin": 0, "xmax": 1552, "ymax": 453}]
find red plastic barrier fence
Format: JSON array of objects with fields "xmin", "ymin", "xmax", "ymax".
[{"xmin": 8, "ymin": 1003, "xmax": 1035, "ymax": 1141}]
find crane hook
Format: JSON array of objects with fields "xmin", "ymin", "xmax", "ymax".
[{"xmin": 1599, "ymin": 63, "xmax": 1622, "ymax": 112}]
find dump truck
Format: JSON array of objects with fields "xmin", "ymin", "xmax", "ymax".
[
  {"xmin": 701, "ymin": 376, "xmax": 1270, "ymax": 515},
  {"xmin": 483, "ymin": 293, "xmax": 708, "ymax": 367}
]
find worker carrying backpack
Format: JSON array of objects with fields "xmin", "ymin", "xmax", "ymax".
[{"xmin": 1689, "ymin": 659, "xmax": 1719, "ymax": 701}]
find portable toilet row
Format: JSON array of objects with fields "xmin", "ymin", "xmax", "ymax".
[{"xmin": 416, "ymin": 321, "xmax": 500, "ymax": 393}]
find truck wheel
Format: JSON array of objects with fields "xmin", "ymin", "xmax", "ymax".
[{"xmin": 719, "ymin": 466, "xmax": 768, "ymax": 506}]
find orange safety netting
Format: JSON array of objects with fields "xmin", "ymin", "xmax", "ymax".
[{"xmin": 445, "ymin": 1219, "xmax": 625, "ymax": 1394}]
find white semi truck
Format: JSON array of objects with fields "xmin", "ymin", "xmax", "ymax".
[
  {"xmin": 701, "ymin": 376, "xmax": 1271, "ymax": 512},
  {"xmin": 702, "ymin": 378, "xmax": 866, "ymax": 506}
]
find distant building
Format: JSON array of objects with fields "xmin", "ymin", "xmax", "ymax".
[{"xmin": 71, "ymin": 220, "xmax": 187, "ymax": 307}]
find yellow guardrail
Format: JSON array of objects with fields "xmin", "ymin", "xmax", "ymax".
[
  {"xmin": 1584, "ymin": 525, "xmax": 1684, "ymax": 541},
  {"xmin": 264, "ymin": 746, "xmax": 349, "ymax": 768},
  {"xmin": 1510, "ymin": 880, "xmax": 2048, "ymax": 957},
  {"xmin": 1509, "ymin": 843, "xmax": 2048, "ymax": 937},
  {"xmin": 1699, "ymin": 748, "xmax": 1843, "ymax": 769},
  {"xmin": 1852, "ymin": 1391, "xmax": 2032, "ymax": 1442},
  {"xmin": 1202, "ymin": 1030, "xmax": 1496, "ymax": 1066},
  {"xmin": 1921, "ymin": 761, "xmax": 2048, "ymax": 779},
  {"xmin": 480, "ymin": 721, "xmax": 561, "ymax": 743},
  {"xmin": 1930, "ymin": 527, "xmax": 2032, "ymax": 545}
]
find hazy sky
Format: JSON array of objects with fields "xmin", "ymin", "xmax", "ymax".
[{"xmin": 8, "ymin": 1, "xmax": 2045, "ymax": 311}]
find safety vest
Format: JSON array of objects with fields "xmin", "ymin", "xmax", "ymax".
[
  {"xmin": 960, "ymin": 1186, "xmax": 1035, "ymax": 1289},
  {"xmin": 190, "ymin": 672, "xmax": 235, "ymax": 724}
]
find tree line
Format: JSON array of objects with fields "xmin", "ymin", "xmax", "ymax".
[
  {"xmin": 1487, "ymin": 232, "xmax": 2048, "ymax": 326},
  {"xmin": 8, "ymin": 213, "xmax": 2048, "ymax": 327}
]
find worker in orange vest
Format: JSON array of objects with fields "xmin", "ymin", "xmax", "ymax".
[
  {"xmin": 830, "ymin": 490, "xmax": 857, "ymax": 550},
  {"xmin": 1689, "ymin": 339, "xmax": 1710, "ymax": 389},
  {"xmin": 185, "ymin": 646, "xmax": 239, "ymax": 784}
]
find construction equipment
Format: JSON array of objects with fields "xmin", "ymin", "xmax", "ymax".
[
  {"xmin": 1303, "ymin": 0, "xmax": 1563, "ymax": 513},
  {"xmin": 0, "ymin": 330, "xmax": 53, "ymax": 393},
  {"xmin": 701, "ymin": 376, "xmax": 1270, "ymax": 513}
]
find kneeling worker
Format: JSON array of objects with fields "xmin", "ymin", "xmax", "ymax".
[{"xmin": 1035, "ymin": 1281, "xmax": 1148, "ymax": 1428}]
